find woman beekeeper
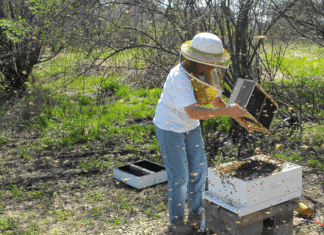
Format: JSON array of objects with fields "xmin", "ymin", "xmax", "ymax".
[{"xmin": 153, "ymin": 32, "xmax": 251, "ymax": 235}]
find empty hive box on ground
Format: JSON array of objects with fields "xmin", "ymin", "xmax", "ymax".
[
  {"xmin": 113, "ymin": 159, "xmax": 167, "ymax": 189},
  {"xmin": 204, "ymin": 155, "xmax": 302, "ymax": 217},
  {"xmin": 228, "ymin": 78, "xmax": 279, "ymax": 134}
]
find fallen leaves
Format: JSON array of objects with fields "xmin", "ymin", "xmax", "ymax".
[{"xmin": 276, "ymin": 144, "xmax": 283, "ymax": 150}]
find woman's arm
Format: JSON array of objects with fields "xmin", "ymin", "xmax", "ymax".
[
  {"xmin": 211, "ymin": 97, "xmax": 227, "ymax": 108},
  {"xmin": 185, "ymin": 103, "xmax": 248, "ymax": 120}
]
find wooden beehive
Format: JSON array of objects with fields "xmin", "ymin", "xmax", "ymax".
[
  {"xmin": 205, "ymin": 155, "xmax": 302, "ymax": 216},
  {"xmin": 228, "ymin": 78, "xmax": 279, "ymax": 134}
]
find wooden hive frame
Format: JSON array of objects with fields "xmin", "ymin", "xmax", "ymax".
[{"xmin": 228, "ymin": 78, "xmax": 279, "ymax": 134}]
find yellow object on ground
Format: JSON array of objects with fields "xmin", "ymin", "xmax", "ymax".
[{"xmin": 296, "ymin": 202, "xmax": 313, "ymax": 218}]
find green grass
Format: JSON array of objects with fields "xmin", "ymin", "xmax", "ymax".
[
  {"xmin": 51, "ymin": 209, "xmax": 70, "ymax": 222},
  {"xmin": 308, "ymin": 158, "xmax": 324, "ymax": 168},
  {"xmin": 77, "ymin": 157, "xmax": 108, "ymax": 171},
  {"xmin": 0, "ymin": 216, "xmax": 16, "ymax": 231},
  {"xmin": 27, "ymin": 190, "xmax": 45, "ymax": 199},
  {"xmin": 6, "ymin": 184, "xmax": 23, "ymax": 198},
  {"xmin": 19, "ymin": 152, "xmax": 33, "ymax": 160},
  {"xmin": 281, "ymin": 43, "xmax": 324, "ymax": 79},
  {"xmin": 15, "ymin": 75, "xmax": 159, "ymax": 152},
  {"xmin": 271, "ymin": 151, "xmax": 305, "ymax": 162},
  {"xmin": 261, "ymin": 41, "xmax": 324, "ymax": 80},
  {"xmin": 0, "ymin": 135, "xmax": 9, "ymax": 148},
  {"xmin": 300, "ymin": 124, "xmax": 324, "ymax": 145}
]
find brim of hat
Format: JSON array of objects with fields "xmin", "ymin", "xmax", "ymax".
[{"xmin": 181, "ymin": 40, "xmax": 231, "ymax": 69}]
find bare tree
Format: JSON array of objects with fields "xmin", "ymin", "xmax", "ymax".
[
  {"xmin": 0, "ymin": 0, "xmax": 107, "ymax": 93},
  {"xmin": 271, "ymin": 0, "xmax": 324, "ymax": 47},
  {"xmin": 96, "ymin": 1, "xmax": 298, "ymax": 90}
]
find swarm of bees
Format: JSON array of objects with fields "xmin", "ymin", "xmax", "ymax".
[{"xmin": 213, "ymin": 155, "xmax": 285, "ymax": 181}]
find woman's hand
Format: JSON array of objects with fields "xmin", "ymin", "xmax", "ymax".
[
  {"xmin": 226, "ymin": 104, "xmax": 253, "ymax": 132},
  {"xmin": 227, "ymin": 103, "xmax": 249, "ymax": 118}
]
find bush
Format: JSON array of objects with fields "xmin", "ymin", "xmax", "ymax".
[{"xmin": 202, "ymin": 116, "xmax": 233, "ymax": 133}]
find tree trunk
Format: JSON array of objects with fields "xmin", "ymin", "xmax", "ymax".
[{"xmin": 1, "ymin": 39, "xmax": 41, "ymax": 91}]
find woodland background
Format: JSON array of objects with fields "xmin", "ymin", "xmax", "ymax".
[{"xmin": 0, "ymin": 0, "xmax": 324, "ymax": 234}]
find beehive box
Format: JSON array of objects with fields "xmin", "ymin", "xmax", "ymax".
[
  {"xmin": 113, "ymin": 159, "xmax": 167, "ymax": 189},
  {"xmin": 228, "ymin": 78, "xmax": 279, "ymax": 134},
  {"xmin": 205, "ymin": 155, "xmax": 302, "ymax": 216}
]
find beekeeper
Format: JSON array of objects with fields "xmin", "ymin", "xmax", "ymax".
[{"xmin": 153, "ymin": 32, "xmax": 251, "ymax": 235}]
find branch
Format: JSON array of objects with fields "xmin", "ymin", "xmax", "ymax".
[
  {"xmin": 121, "ymin": 26, "xmax": 177, "ymax": 56},
  {"xmin": 248, "ymin": 0, "xmax": 300, "ymax": 68},
  {"xmin": 270, "ymin": 0, "xmax": 324, "ymax": 48},
  {"xmin": 37, "ymin": 46, "xmax": 64, "ymax": 64}
]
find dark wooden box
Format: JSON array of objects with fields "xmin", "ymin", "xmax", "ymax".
[{"xmin": 228, "ymin": 78, "xmax": 279, "ymax": 134}]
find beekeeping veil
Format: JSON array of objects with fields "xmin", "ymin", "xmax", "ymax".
[{"xmin": 180, "ymin": 33, "xmax": 231, "ymax": 106}]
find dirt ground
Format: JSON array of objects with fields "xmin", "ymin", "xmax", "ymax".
[
  {"xmin": 0, "ymin": 120, "xmax": 324, "ymax": 234},
  {"xmin": 293, "ymin": 163, "xmax": 324, "ymax": 235}
]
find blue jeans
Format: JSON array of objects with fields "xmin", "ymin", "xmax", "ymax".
[{"xmin": 155, "ymin": 125, "xmax": 207, "ymax": 231}]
